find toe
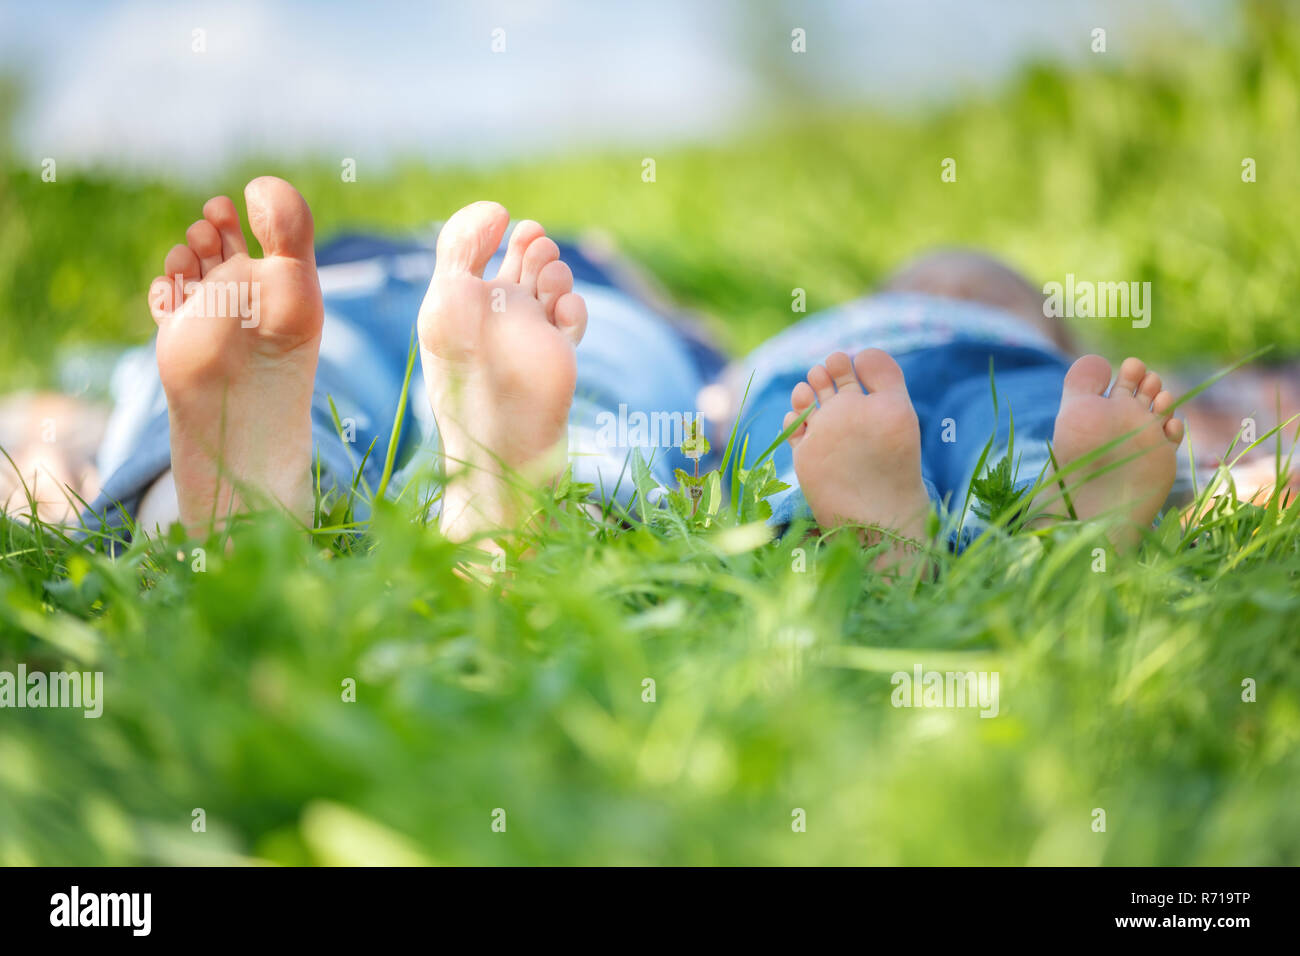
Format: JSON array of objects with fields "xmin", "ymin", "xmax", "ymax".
[
  {"xmin": 1137, "ymin": 370, "xmax": 1163, "ymax": 405},
  {"xmin": 163, "ymin": 242, "xmax": 201, "ymax": 285},
  {"xmin": 852, "ymin": 348, "xmax": 907, "ymax": 392},
  {"xmin": 807, "ymin": 364, "xmax": 836, "ymax": 404},
  {"xmin": 553, "ymin": 291, "xmax": 588, "ymax": 346},
  {"xmin": 520, "ymin": 236, "xmax": 560, "ymax": 295},
  {"xmin": 202, "ymin": 195, "xmax": 249, "ymax": 259},
  {"xmin": 152, "ymin": 244, "xmax": 201, "ymax": 320},
  {"xmin": 147, "ymin": 276, "xmax": 173, "ymax": 322},
  {"xmin": 536, "ymin": 259, "xmax": 574, "ymax": 320},
  {"xmin": 497, "ymin": 220, "xmax": 545, "ymax": 283},
  {"xmin": 245, "ymin": 176, "xmax": 316, "ymax": 263},
  {"xmin": 787, "ymin": 381, "xmax": 816, "ymax": 446},
  {"xmin": 783, "ymin": 410, "xmax": 807, "ymax": 448},
  {"xmin": 790, "ymin": 381, "xmax": 815, "ymax": 413},
  {"xmin": 186, "ymin": 219, "xmax": 223, "ymax": 275},
  {"xmin": 1152, "ymin": 389, "xmax": 1176, "ymax": 421},
  {"xmin": 1062, "ymin": 354, "xmax": 1113, "ymax": 396},
  {"xmin": 1111, "ymin": 356, "xmax": 1147, "ymax": 397},
  {"xmin": 825, "ymin": 351, "xmax": 862, "ymax": 393},
  {"xmin": 1164, "ymin": 417, "xmax": 1184, "ymax": 445}
]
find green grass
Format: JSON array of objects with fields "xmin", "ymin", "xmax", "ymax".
[
  {"xmin": 1, "ymin": 419, "xmax": 1298, "ymax": 865},
  {"xmin": 1, "ymin": 7, "xmax": 1299, "ymax": 865}
]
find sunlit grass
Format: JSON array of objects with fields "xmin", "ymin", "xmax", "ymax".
[{"xmin": 0, "ymin": 381, "xmax": 1297, "ymax": 864}]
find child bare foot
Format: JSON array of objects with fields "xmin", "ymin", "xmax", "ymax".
[
  {"xmin": 418, "ymin": 202, "xmax": 588, "ymax": 540},
  {"xmin": 1038, "ymin": 354, "xmax": 1183, "ymax": 548},
  {"xmin": 147, "ymin": 177, "xmax": 322, "ymax": 533},
  {"xmin": 784, "ymin": 350, "xmax": 932, "ymax": 563},
  {"xmin": 0, "ymin": 393, "xmax": 106, "ymax": 524}
]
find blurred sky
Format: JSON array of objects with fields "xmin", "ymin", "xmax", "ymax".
[{"xmin": 1, "ymin": 0, "xmax": 1230, "ymax": 179}]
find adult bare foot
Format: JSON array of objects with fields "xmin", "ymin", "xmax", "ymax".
[
  {"xmin": 1036, "ymin": 354, "xmax": 1183, "ymax": 548},
  {"xmin": 784, "ymin": 349, "xmax": 932, "ymax": 565},
  {"xmin": 417, "ymin": 202, "xmax": 588, "ymax": 541},
  {"xmin": 147, "ymin": 176, "xmax": 322, "ymax": 534}
]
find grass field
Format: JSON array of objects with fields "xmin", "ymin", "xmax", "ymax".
[{"xmin": 0, "ymin": 8, "xmax": 1298, "ymax": 865}]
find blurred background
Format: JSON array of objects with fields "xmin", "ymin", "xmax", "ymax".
[
  {"xmin": 1, "ymin": 0, "xmax": 1297, "ymax": 394},
  {"xmin": 1, "ymin": 0, "xmax": 1299, "ymax": 869}
]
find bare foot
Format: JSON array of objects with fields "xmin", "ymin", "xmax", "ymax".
[
  {"xmin": 147, "ymin": 177, "xmax": 322, "ymax": 533},
  {"xmin": 417, "ymin": 202, "xmax": 588, "ymax": 540},
  {"xmin": 1037, "ymin": 354, "xmax": 1183, "ymax": 548},
  {"xmin": 784, "ymin": 350, "xmax": 932, "ymax": 562}
]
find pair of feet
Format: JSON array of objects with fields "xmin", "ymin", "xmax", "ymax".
[
  {"xmin": 783, "ymin": 350, "xmax": 1183, "ymax": 553},
  {"xmin": 147, "ymin": 179, "xmax": 585, "ymax": 539}
]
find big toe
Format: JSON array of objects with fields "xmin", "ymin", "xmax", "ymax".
[
  {"xmin": 244, "ymin": 176, "xmax": 315, "ymax": 262},
  {"xmin": 852, "ymin": 348, "xmax": 907, "ymax": 393},
  {"xmin": 435, "ymin": 201, "xmax": 510, "ymax": 278},
  {"xmin": 1063, "ymin": 354, "xmax": 1113, "ymax": 397}
]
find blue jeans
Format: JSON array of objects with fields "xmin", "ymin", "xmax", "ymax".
[{"xmin": 85, "ymin": 233, "xmax": 1069, "ymax": 542}]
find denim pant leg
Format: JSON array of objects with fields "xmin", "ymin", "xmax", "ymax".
[
  {"xmin": 925, "ymin": 358, "xmax": 1070, "ymax": 538},
  {"xmin": 567, "ymin": 281, "xmax": 709, "ymax": 501},
  {"xmin": 314, "ymin": 269, "xmax": 429, "ymax": 498}
]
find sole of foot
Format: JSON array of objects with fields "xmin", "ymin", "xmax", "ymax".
[
  {"xmin": 1039, "ymin": 354, "xmax": 1183, "ymax": 549},
  {"xmin": 148, "ymin": 176, "xmax": 322, "ymax": 534},
  {"xmin": 785, "ymin": 349, "xmax": 932, "ymax": 567},
  {"xmin": 417, "ymin": 201, "xmax": 588, "ymax": 541}
]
